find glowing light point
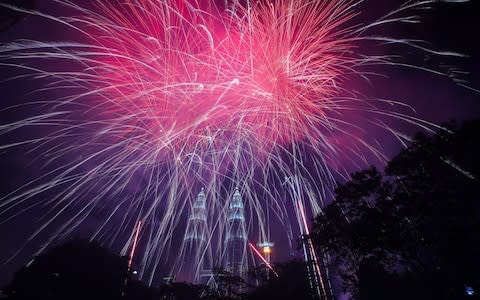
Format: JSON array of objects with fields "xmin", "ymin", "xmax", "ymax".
[
  {"xmin": 257, "ymin": 241, "xmax": 274, "ymax": 255},
  {"xmin": 466, "ymin": 286, "xmax": 475, "ymax": 296}
]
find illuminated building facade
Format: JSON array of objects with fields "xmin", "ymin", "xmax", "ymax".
[
  {"xmin": 180, "ymin": 188, "xmax": 209, "ymax": 283},
  {"xmin": 225, "ymin": 187, "xmax": 247, "ymax": 278}
]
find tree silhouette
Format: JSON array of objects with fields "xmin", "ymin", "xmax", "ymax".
[
  {"xmin": 313, "ymin": 120, "xmax": 480, "ymax": 299},
  {"xmin": 247, "ymin": 260, "xmax": 311, "ymax": 300},
  {"xmin": 3, "ymin": 239, "xmax": 166, "ymax": 300},
  {"xmin": 158, "ymin": 282, "xmax": 204, "ymax": 300},
  {"xmin": 4, "ymin": 239, "xmax": 128, "ymax": 299}
]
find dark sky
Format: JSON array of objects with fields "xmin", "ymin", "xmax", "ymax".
[{"xmin": 0, "ymin": 0, "xmax": 479, "ymax": 290}]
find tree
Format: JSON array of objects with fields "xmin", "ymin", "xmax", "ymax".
[
  {"xmin": 3, "ymin": 239, "xmax": 165, "ymax": 300},
  {"xmin": 313, "ymin": 120, "xmax": 480, "ymax": 299},
  {"xmin": 247, "ymin": 260, "xmax": 312, "ymax": 300},
  {"xmin": 4, "ymin": 239, "xmax": 129, "ymax": 300},
  {"xmin": 158, "ymin": 282, "xmax": 204, "ymax": 300}
]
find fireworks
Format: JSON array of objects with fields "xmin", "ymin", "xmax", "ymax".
[{"xmin": 0, "ymin": 0, "xmax": 468, "ymax": 285}]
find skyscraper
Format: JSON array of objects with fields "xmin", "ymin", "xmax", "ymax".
[
  {"xmin": 225, "ymin": 187, "xmax": 247, "ymax": 278},
  {"xmin": 180, "ymin": 188, "xmax": 209, "ymax": 283}
]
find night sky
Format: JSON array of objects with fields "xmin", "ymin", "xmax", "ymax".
[{"xmin": 0, "ymin": 0, "xmax": 479, "ymax": 293}]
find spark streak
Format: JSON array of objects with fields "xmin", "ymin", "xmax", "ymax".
[
  {"xmin": 248, "ymin": 242, "xmax": 279, "ymax": 278},
  {"xmin": 0, "ymin": 0, "xmax": 470, "ymax": 285}
]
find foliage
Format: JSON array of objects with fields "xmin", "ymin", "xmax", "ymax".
[
  {"xmin": 4, "ymin": 239, "xmax": 128, "ymax": 299},
  {"xmin": 313, "ymin": 120, "xmax": 480, "ymax": 299},
  {"xmin": 247, "ymin": 260, "xmax": 312, "ymax": 300},
  {"xmin": 4, "ymin": 239, "xmax": 164, "ymax": 300}
]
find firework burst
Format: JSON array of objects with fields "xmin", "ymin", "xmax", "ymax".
[{"xmin": 0, "ymin": 0, "xmax": 469, "ymax": 285}]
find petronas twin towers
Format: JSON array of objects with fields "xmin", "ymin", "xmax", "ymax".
[{"xmin": 178, "ymin": 187, "xmax": 247, "ymax": 284}]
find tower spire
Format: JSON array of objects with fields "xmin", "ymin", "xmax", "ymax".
[
  {"xmin": 180, "ymin": 188, "xmax": 209, "ymax": 283},
  {"xmin": 225, "ymin": 186, "xmax": 247, "ymax": 278}
]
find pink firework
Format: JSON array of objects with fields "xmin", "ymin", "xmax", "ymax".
[
  {"xmin": 82, "ymin": 0, "xmax": 358, "ymax": 149},
  {"xmin": 0, "ymin": 0, "xmax": 467, "ymax": 284}
]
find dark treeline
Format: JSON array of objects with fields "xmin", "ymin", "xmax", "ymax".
[
  {"xmin": 2, "ymin": 239, "xmax": 312, "ymax": 300},
  {"xmin": 3, "ymin": 120, "xmax": 480, "ymax": 300},
  {"xmin": 313, "ymin": 119, "xmax": 480, "ymax": 299}
]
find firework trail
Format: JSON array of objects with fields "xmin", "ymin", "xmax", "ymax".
[{"xmin": 0, "ymin": 0, "xmax": 469, "ymax": 285}]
